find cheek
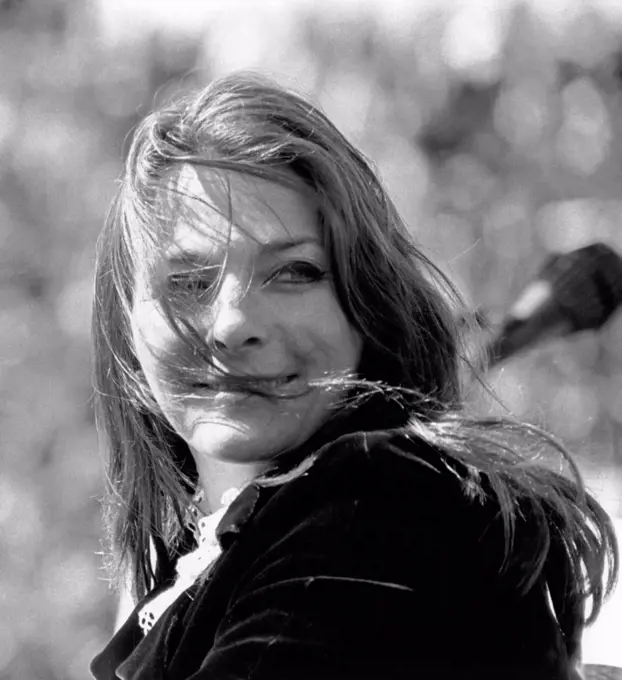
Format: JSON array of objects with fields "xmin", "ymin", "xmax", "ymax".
[
  {"xmin": 132, "ymin": 298, "xmax": 172, "ymax": 349},
  {"xmin": 130, "ymin": 300, "xmax": 178, "ymax": 391},
  {"xmin": 337, "ymin": 317, "xmax": 362, "ymax": 371},
  {"xmin": 297, "ymin": 294, "xmax": 362, "ymax": 370}
]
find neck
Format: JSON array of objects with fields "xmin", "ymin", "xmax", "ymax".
[{"xmin": 194, "ymin": 456, "xmax": 268, "ymax": 515}]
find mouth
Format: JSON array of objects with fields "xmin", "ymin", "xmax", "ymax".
[{"xmin": 192, "ymin": 373, "xmax": 310, "ymax": 398}]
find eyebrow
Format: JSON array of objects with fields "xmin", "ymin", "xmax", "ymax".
[
  {"xmin": 166, "ymin": 237, "xmax": 321, "ymax": 266},
  {"xmin": 259, "ymin": 236, "xmax": 321, "ymax": 254},
  {"xmin": 165, "ymin": 252, "xmax": 215, "ymax": 268}
]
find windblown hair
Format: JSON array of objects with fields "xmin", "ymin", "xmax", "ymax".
[{"xmin": 92, "ymin": 72, "xmax": 617, "ymax": 659}]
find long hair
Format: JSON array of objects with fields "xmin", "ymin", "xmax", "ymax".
[{"xmin": 92, "ymin": 73, "xmax": 617, "ymax": 656}]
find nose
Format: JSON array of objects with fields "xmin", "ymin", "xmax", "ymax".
[{"xmin": 208, "ymin": 285, "xmax": 268, "ymax": 355}]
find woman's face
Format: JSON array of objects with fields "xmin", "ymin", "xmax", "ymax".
[{"xmin": 130, "ymin": 167, "xmax": 362, "ymax": 466}]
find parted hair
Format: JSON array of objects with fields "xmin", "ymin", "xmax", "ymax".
[{"xmin": 92, "ymin": 72, "xmax": 617, "ymax": 661}]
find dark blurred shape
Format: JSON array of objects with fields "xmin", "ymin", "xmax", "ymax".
[
  {"xmin": 1, "ymin": 0, "xmax": 19, "ymax": 11},
  {"xmin": 418, "ymin": 82, "xmax": 500, "ymax": 159},
  {"xmin": 485, "ymin": 243, "xmax": 622, "ymax": 368}
]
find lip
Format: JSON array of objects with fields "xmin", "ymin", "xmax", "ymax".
[{"xmin": 191, "ymin": 373, "xmax": 311, "ymax": 398}]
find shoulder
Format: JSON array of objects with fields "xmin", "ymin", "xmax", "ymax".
[
  {"xmin": 189, "ymin": 431, "xmax": 567, "ymax": 677},
  {"xmin": 234, "ymin": 428, "xmax": 495, "ymax": 559},
  {"xmin": 213, "ymin": 426, "xmax": 507, "ymax": 594},
  {"xmin": 211, "ymin": 430, "xmax": 545, "ymax": 662},
  {"xmin": 298, "ymin": 427, "xmax": 485, "ymax": 515}
]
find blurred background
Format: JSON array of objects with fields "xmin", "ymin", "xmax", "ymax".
[{"xmin": 1, "ymin": 0, "xmax": 622, "ymax": 677}]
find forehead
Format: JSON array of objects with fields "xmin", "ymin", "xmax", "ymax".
[{"xmin": 167, "ymin": 165, "xmax": 320, "ymax": 259}]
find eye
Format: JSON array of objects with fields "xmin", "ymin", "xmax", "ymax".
[
  {"xmin": 266, "ymin": 261, "xmax": 327, "ymax": 286},
  {"xmin": 167, "ymin": 269, "xmax": 218, "ymax": 298}
]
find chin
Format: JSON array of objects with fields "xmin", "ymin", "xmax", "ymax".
[
  {"xmin": 177, "ymin": 395, "xmax": 329, "ymax": 462},
  {"xmin": 186, "ymin": 419, "xmax": 301, "ymax": 465}
]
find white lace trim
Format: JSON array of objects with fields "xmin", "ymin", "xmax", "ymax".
[{"xmin": 138, "ymin": 487, "xmax": 241, "ymax": 636}]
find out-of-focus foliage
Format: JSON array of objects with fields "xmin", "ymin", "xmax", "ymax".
[{"xmin": 0, "ymin": 0, "xmax": 621, "ymax": 677}]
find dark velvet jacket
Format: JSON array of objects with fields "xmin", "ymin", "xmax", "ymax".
[{"xmin": 91, "ymin": 429, "xmax": 580, "ymax": 680}]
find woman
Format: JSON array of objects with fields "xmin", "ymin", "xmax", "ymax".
[{"xmin": 90, "ymin": 72, "xmax": 618, "ymax": 680}]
